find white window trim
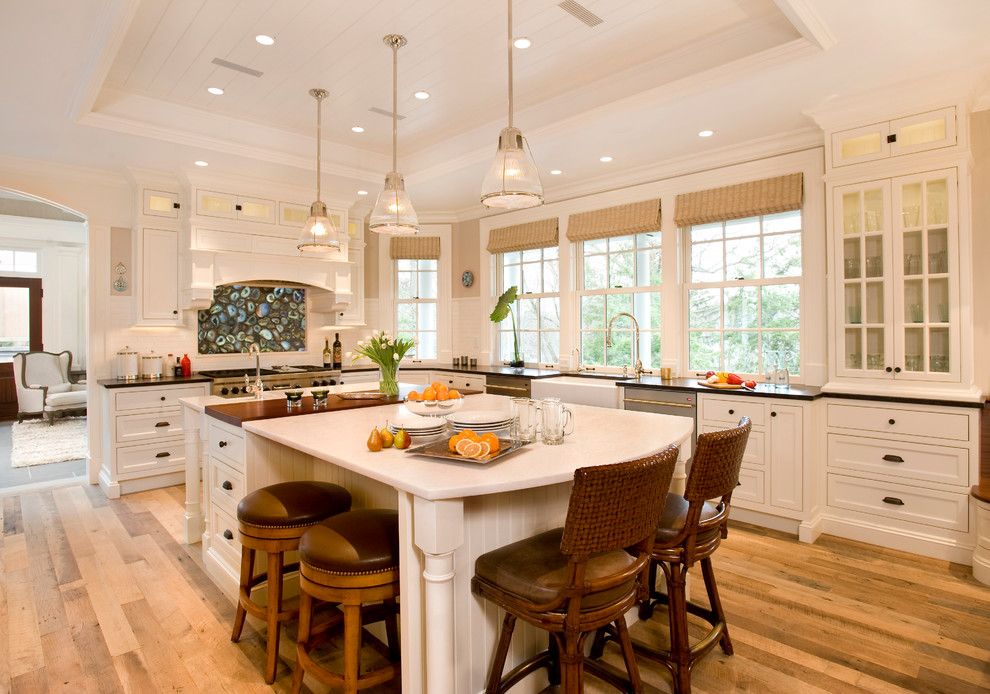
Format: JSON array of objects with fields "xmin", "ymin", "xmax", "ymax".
[
  {"xmin": 494, "ymin": 248, "xmax": 561, "ymax": 367},
  {"xmin": 378, "ymin": 224, "xmax": 452, "ymax": 366},
  {"xmin": 395, "ymin": 259, "xmax": 439, "ymax": 360}
]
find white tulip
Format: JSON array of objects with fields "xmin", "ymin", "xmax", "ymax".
[{"xmin": 393, "ymin": 353, "xmax": 400, "ymax": 360}]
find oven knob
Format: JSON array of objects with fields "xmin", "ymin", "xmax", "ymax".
[
  {"xmin": 321, "ymin": 380, "xmax": 329, "ymax": 386},
  {"xmin": 220, "ymin": 387, "xmax": 229, "ymax": 395},
  {"xmin": 231, "ymin": 387, "xmax": 240, "ymax": 394},
  {"xmin": 329, "ymin": 379, "xmax": 337, "ymax": 385},
  {"xmin": 313, "ymin": 380, "xmax": 320, "ymax": 387}
]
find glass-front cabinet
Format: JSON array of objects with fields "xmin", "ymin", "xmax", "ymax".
[{"xmin": 834, "ymin": 169, "xmax": 958, "ymax": 382}]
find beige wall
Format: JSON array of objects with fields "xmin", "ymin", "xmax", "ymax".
[
  {"xmin": 970, "ymin": 110, "xmax": 990, "ymax": 395},
  {"xmin": 364, "ymin": 220, "xmax": 379, "ymax": 300},
  {"xmin": 452, "ymin": 218, "xmax": 481, "ymax": 299}
]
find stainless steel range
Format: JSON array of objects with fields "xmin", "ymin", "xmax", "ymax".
[{"xmin": 199, "ymin": 365, "xmax": 342, "ymax": 398}]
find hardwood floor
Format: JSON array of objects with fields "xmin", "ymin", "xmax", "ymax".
[{"xmin": 0, "ymin": 482, "xmax": 987, "ymax": 693}]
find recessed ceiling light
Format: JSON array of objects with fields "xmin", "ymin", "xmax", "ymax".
[
  {"xmin": 351, "ymin": 125, "xmax": 365, "ymax": 133},
  {"xmin": 513, "ymin": 37, "xmax": 532, "ymax": 49},
  {"xmin": 255, "ymin": 34, "xmax": 275, "ymax": 46},
  {"xmin": 698, "ymin": 129, "xmax": 715, "ymax": 138},
  {"xmin": 207, "ymin": 86, "xmax": 224, "ymax": 95},
  {"xmin": 413, "ymin": 90, "xmax": 430, "ymax": 100},
  {"xmin": 599, "ymin": 156, "xmax": 613, "ymax": 163},
  {"xmin": 357, "ymin": 190, "xmax": 368, "ymax": 196},
  {"xmin": 194, "ymin": 160, "xmax": 209, "ymax": 167},
  {"xmin": 550, "ymin": 169, "xmax": 563, "ymax": 175}
]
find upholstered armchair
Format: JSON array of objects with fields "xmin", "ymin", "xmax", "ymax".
[{"xmin": 13, "ymin": 350, "xmax": 87, "ymax": 424}]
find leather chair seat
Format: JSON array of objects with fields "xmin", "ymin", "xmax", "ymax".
[
  {"xmin": 237, "ymin": 481, "xmax": 351, "ymax": 531},
  {"xmin": 300, "ymin": 509, "xmax": 399, "ymax": 577},
  {"xmin": 655, "ymin": 493, "xmax": 722, "ymax": 546},
  {"xmin": 475, "ymin": 528, "xmax": 638, "ymax": 611}
]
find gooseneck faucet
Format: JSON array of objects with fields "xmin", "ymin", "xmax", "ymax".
[
  {"xmin": 606, "ymin": 311, "xmax": 643, "ymax": 379},
  {"xmin": 245, "ymin": 344, "xmax": 264, "ymax": 399}
]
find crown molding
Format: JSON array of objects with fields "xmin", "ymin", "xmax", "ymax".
[
  {"xmin": 772, "ymin": 0, "xmax": 837, "ymax": 50},
  {"xmin": 0, "ymin": 154, "xmax": 128, "ymax": 188},
  {"xmin": 68, "ymin": 0, "xmax": 139, "ymax": 122}
]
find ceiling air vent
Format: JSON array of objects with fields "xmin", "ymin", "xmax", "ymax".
[
  {"xmin": 211, "ymin": 58, "xmax": 263, "ymax": 78},
  {"xmin": 369, "ymin": 106, "xmax": 406, "ymax": 120},
  {"xmin": 558, "ymin": 0, "xmax": 604, "ymax": 27}
]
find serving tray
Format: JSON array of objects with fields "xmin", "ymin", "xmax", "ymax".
[
  {"xmin": 337, "ymin": 391, "xmax": 388, "ymax": 400},
  {"xmin": 697, "ymin": 380, "xmax": 743, "ymax": 389},
  {"xmin": 405, "ymin": 437, "xmax": 528, "ymax": 465}
]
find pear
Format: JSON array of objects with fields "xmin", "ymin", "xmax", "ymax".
[
  {"xmin": 379, "ymin": 427, "xmax": 395, "ymax": 448},
  {"xmin": 367, "ymin": 427, "xmax": 383, "ymax": 452},
  {"xmin": 393, "ymin": 429, "xmax": 411, "ymax": 450}
]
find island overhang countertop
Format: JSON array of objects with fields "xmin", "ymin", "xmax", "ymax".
[{"xmin": 239, "ymin": 393, "xmax": 694, "ymax": 501}]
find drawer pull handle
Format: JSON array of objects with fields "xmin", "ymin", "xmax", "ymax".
[
  {"xmin": 728, "ymin": 409, "xmax": 735, "ymax": 415},
  {"xmin": 888, "ymin": 419, "xmax": 896, "ymax": 425},
  {"xmin": 218, "ymin": 441, "xmax": 228, "ymax": 448},
  {"xmin": 155, "ymin": 452, "xmax": 170, "ymax": 458},
  {"xmin": 882, "ymin": 496, "xmax": 904, "ymax": 506},
  {"xmin": 154, "ymin": 421, "xmax": 170, "ymax": 428},
  {"xmin": 223, "ymin": 529, "xmax": 234, "ymax": 540},
  {"xmin": 882, "ymin": 454, "xmax": 904, "ymax": 463},
  {"xmin": 221, "ymin": 480, "xmax": 233, "ymax": 490},
  {"xmin": 623, "ymin": 398, "xmax": 694, "ymax": 408}
]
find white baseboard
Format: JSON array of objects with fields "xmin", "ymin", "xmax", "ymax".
[
  {"xmin": 799, "ymin": 514, "xmax": 824, "ymax": 543},
  {"xmin": 117, "ymin": 470, "xmax": 185, "ymax": 496},
  {"xmin": 973, "ymin": 548, "xmax": 990, "ymax": 585},
  {"xmin": 98, "ymin": 467, "xmax": 120, "ymax": 499},
  {"xmin": 729, "ymin": 507, "xmax": 802, "ymax": 536},
  {"xmin": 820, "ymin": 513, "xmax": 975, "ymax": 565}
]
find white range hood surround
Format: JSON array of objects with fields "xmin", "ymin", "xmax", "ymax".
[{"xmin": 180, "ymin": 248, "xmax": 353, "ymax": 312}]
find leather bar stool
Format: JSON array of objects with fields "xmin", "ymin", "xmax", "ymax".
[
  {"xmin": 594, "ymin": 418, "xmax": 751, "ymax": 694},
  {"xmin": 291, "ymin": 509, "xmax": 401, "ymax": 694},
  {"xmin": 231, "ymin": 481, "xmax": 352, "ymax": 684},
  {"xmin": 472, "ymin": 445, "xmax": 680, "ymax": 693}
]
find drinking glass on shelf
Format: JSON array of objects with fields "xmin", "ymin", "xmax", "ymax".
[
  {"xmin": 929, "ymin": 201, "xmax": 946, "ymax": 225},
  {"xmin": 540, "ymin": 398, "xmax": 574, "ymax": 446},
  {"xmin": 847, "ymin": 306, "xmax": 861, "ymax": 324},
  {"xmin": 867, "ymin": 353, "xmax": 883, "ymax": 370},
  {"xmin": 865, "ymin": 210, "xmax": 881, "ymax": 232},
  {"xmin": 844, "ymin": 258, "xmax": 860, "ymax": 279},
  {"xmin": 909, "ymin": 303, "xmax": 923, "ymax": 323},
  {"xmin": 905, "ymin": 354, "xmax": 923, "ymax": 371},
  {"xmin": 902, "ymin": 206, "xmax": 920, "ymax": 227},
  {"xmin": 932, "ymin": 304, "xmax": 948, "ymax": 323},
  {"xmin": 865, "ymin": 256, "xmax": 883, "ymax": 277},
  {"xmin": 903, "ymin": 254, "xmax": 920, "ymax": 275},
  {"xmin": 929, "ymin": 355, "xmax": 949, "ymax": 373},
  {"xmin": 847, "ymin": 352, "xmax": 862, "ymax": 369},
  {"xmin": 928, "ymin": 250, "xmax": 947, "ymax": 274}
]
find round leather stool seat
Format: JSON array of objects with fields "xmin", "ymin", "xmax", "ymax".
[
  {"xmin": 237, "ymin": 481, "xmax": 352, "ymax": 534},
  {"xmin": 300, "ymin": 509, "xmax": 399, "ymax": 579}
]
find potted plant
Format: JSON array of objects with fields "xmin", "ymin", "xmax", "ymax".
[
  {"xmin": 346, "ymin": 330, "xmax": 415, "ymax": 396},
  {"xmin": 490, "ymin": 285, "xmax": 524, "ymax": 367}
]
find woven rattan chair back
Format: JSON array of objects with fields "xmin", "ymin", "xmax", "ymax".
[
  {"xmin": 560, "ymin": 444, "xmax": 680, "ymax": 557},
  {"xmin": 684, "ymin": 418, "xmax": 751, "ymax": 504}
]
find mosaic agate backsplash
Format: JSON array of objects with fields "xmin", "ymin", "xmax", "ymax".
[{"xmin": 198, "ymin": 285, "xmax": 306, "ymax": 354}]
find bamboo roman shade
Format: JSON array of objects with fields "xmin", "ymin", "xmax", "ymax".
[
  {"xmin": 674, "ymin": 172, "xmax": 804, "ymax": 227},
  {"xmin": 566, "ymin": 199, "xmax": 662, "ymax": 242},
  {"xmin": 389, "ymin": 235, "xmax": 441, "ymax": 260},
  {"xmin": 486, "ymin": 217, "xmax": 559, "ymax": 254}
]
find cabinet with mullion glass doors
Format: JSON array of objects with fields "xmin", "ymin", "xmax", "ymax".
[{"xmin": 833, "ymin": 169, "xmax": 959, "ymax": 382}]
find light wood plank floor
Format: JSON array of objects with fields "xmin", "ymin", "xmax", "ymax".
[{"xmin": 0, "ymin": 483, "xmax": 987, "ymax": 693}]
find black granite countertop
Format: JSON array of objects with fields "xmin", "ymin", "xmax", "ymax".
[
  {"xmin": 98, "ymin": 374, "xmax": 213, "ymax": 388},
  {"xmin": 341, "ymin": 364, "xmax": 563, "ymax": 379},
  {"xmin": 617, "ymin": 376, "xmax": 822, "ymax": 401}
]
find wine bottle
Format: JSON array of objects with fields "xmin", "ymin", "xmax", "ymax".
[
  {"xmin": 332, "ymin": 332, "xmax": 342, "ymax": 369},
  {"xmin": 322, "ymin": 338, "xmax": 332, "ymax": 367}
]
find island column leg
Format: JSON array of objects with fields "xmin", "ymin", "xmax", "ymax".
[
  {"xmin": 413, "ymin": 495, "xmax": 465, "ymax": 694},
  {"xmin": 181, "ymin": 406, "xmax": 203, "ymax": 544}
]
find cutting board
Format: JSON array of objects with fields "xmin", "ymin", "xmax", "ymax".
[{"xmin": 697, "ymin": 380, "xmax": 743, "ymax": 389}]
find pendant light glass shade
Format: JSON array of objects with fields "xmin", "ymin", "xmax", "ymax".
[
  {"xmin": 481, "ymin": 0, "xmax": 543, "ymax": 209},
  {"xmin": 298, "ymin": 88, "xmax": 340, "ymax": 251},
  {"xmin": 370, "ymin": 34, "xmax": 419, "ymax": 235}
]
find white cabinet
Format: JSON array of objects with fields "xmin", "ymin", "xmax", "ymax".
[
  {"xmin": 139, "ymin": 228, "xmax": 181, "ymax": 325},
  {"xmin": 279, "ymin": 202, "xmax": 346, "ymax": 234},
  {"xmin": 429, "ymin": 371, "xmax": 487, "ymax": 392},
  {"xmin": 335, "ymin": 248, "xmax": 365, "ymax": 326},
  {"xmin": 767, "ymin": 404, "xmax": 802, "ymax": 511},
  {"xmin": 196, "ymin": 190, "xmax": 276, "ymax": 224},
  {"xmin": 338, "ymin": 370, "xmax": 380, "ymax": 386},
  {"xmin": 831, "ymin": 107, "xmax": 956, "ymax": 167},
  {"xmin": 142, "ymin": 189, "xmax": 181, "ymax": 219}
]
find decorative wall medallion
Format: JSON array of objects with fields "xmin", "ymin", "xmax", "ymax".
[
  {"xmin": 197, "ymin": 284, "xmax": 307, "ymax": 354},
  {"xmin": 113, "ymin": 262, "xmax": 128, "ymax": 292},
  {"xmin": 461, "ymin": 270, "xmax": 474, "ymax": 288}
]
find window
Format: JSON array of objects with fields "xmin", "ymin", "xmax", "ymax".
[
  {"xmin": 395, "ymin": 259, "xmax": 438, "ymax": 359},
  {"xmin": 496, "ymin": 247, "xmax": 559, "ymax": 364},
  {"xmin": 0, "ymin": 249, "xmax": 37, "ymax": 273},
  {"xmin": 577, "ymin": 232, "xmax": 661, "ymax": 369},
  {"xmin": 686, "ymin": 211, "xmax": 801, "ymax": 375}
]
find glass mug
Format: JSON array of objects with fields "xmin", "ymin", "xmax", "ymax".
[
  {"xmin": 510, "ymin": 397, "xmax": 541, "ymax": 443},
  {"xmin": 540, "ymin": 398, "xmax": 574, "ymax": 446}
]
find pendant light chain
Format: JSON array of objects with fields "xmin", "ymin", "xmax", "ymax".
[
  {"xmin": 315, "ymin": 93, "xmax": 322, "ymax": 201},
  {"xmin": 507, "ymin": 0, "xmax": 513, "ymax": 128},
  {"xmin": 392, "ymin": 40, "xmax": 399, "ymax": 173}
]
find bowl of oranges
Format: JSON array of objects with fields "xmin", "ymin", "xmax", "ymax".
[{"xmin": 404, "ymin": 381, "xmax": 464, "ymax": 416}]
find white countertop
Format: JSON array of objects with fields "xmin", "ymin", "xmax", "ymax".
[
  {"xmin": 178, "ymin": 381, "xmax": 378, "ymax": 413},
  {"xmin": 240, "ymin": 393, "xmax": 693, "ymax": 501}
]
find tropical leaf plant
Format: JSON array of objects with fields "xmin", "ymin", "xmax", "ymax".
[{"xmin": 490, "ymin": 285, "xmax": 522, "ymax": 364}]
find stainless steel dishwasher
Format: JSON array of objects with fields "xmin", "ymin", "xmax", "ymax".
[{"xmin": 620, "ymin": 386, "xmax": 697, "ymax": 452}]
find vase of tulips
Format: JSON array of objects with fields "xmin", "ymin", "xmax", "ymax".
[{"xmin": 347, "ymin": 330, "xmax": 415, "ymax": 397}]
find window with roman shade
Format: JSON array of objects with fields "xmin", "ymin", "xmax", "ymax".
[{"xmin": 391, "ymin": 236, "xmax": 441, "ymax": 359}]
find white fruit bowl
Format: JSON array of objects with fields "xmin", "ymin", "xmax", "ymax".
[{"xmin": 404, "ymin": 398, "xmax": 464, "ymax": 417}]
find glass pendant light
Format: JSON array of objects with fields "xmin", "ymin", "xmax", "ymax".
[
  {"xmin": 480, "ymin": 0, "xmax": 543, "ymax": 209},
  {"xmin": 370, "ymin": 34, "xmax": 419, "ymax": 235},
  {"xmin": 297, "ymin": 88, "xmax": 341, "ymax": 251}
]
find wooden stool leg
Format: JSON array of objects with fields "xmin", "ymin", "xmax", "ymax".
[
  {"xmin": 231, "ymin": 547, "xmax": 255, "ymax": 642},
  {"xmin": 701, "ymin": 557, "xmax": 733, "ymax": 656},
  {"xmin": 666, "ymin": 563, "xmax": 691, "ymax": 694},
  {"xmin": 291, "ymin": 590, "xmax": 313, "ymax": 694},
  {"xmin": 384, "ymin": 597, "xmax": 400, "ymax": 661},
  {"xmin": 485, "ymin": 612, "xmax": 516, "ymax": 694},
  {"xmin": 614, "ymin": 615, "xmax": 642, "ymax": 694},
  {"xmin": 547, "ymin": 632, "xmax": 562, "ymax": 686},
  {"xmin": 342, "ymin": 603, "xmax": 363, "ymax": 694},
  {"xmin": 264, "ymin": 550, "xmax": 285, "ymax": 684},
  {"xmin": 560, "ymin": 630, "xmax": 585, "ymax": 694}
]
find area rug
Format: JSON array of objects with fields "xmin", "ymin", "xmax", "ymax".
[{"xmin": 11, "ymin": 416, "xmax": 88, "ymax": 467}]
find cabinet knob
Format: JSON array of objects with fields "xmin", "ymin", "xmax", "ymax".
[
  {"xmin": 223, "ymin": 529, "xmax": 234, "ymax": 540},
  {"xmin": 218, "ymin": 440, "xmax": 228, "ymax": 448},
  {"xmin": 893, "ymin": 366, "xmax": 901, "ymax": 373},
  {"xmin": 728, "ymin": 409, "xmax": 734, "ymax": 415},
  {"xmin": 771, "ymin": 411, "xmax": 777, "ymax": 417},
  {"xmin": 172, "ymin": 202, "xmax": 180, "ymax": 209},
  {"xmin": 885, "ymin": 366, "xmax": 893, "ymax": 373},
  {"xmin": 882, "ymin": 496, "xmax": 904, "ymax": 506},
  {"xmin": 888, "ymin": 418, "xmax": 896, "ymax": 425},
  {"xmin": 160, "ymin": 396, "xmax": 166, "ymax": 401},
  {"xmin": 235, "ymin": 204, "xmax": 242, "ymax": 211},
  {"xmin": 173, "ymin": 309, "xmax": 179, "ymax": 315},
  {"xmin": 221, "ymin": 480, "xmax": 233, "ymax": 490}
]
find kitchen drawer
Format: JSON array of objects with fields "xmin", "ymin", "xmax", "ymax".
[
  {"xmin": 210, "ymin": 503, "xmax": 241, "ymax": 569},
  {"xmin": 827, "ymin": 434, "xmax": 969, "ymax": 486},
  {"xmin": 623, "ymin": 388, "xmax": 696, "ymax": 407},
  {"xmin": 115, "ymin": 409, "xmax": 183, "ymax": 444},
  {"xmin": 826, "ymin": 402, "xmax": 969, "ymax": 442},
  {"xmin": 827, "ymin": 474, "xmax": 968, "ymax": 532},
  {"xmin": 701, "ymin": 425, "xmax": 765, "ymax": 467},
  {"xmin": 208, "ymin": 457, "xmax": 245, "ymax": 516},
  {"xmin": 431, "ymin": 371, "xmax": 486, "ymax": 392},
  {"xmin": 699, "ymin": 396, "xmax": 765, "ymax": 427},
  {"xmin": 977, "ymin": 504, "xmax": 990, "ymax": 551},
  {"xmin": 116, "ymin": 440, "xmax": 185, "ymax": 479},
  {"xmin": 115, "ymin": 386, "xmax": 206, "ymax": 412},
  {"xmin": 208, "ymin": 421, "xmax": 245, "ymax": 467},
  {"xmin": 485, "ymin": 375, "xmax": 531, "ymax": 397},
  {"xmin": 733, "ymin": 467, "xmax": 765, "ymax": 505}
]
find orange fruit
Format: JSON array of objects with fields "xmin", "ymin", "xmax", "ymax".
[
  {"xmin": 475, "ymin": 441, "xmax": 491, "ymax": 458},
  {"xmin": 458, "ymin": 428, "xmax": 480, "ymax": 442},
  {"xmin": 448, "ymin": 433, "xmax": 462, "ymax": 453},
  {"xmin": 430, "ymin": 381, "xmax": 444, "ymax": 392},
  {"xmin": 447, "ymin": 389, "xmax": 462, "ymax": 399},
  {"xmin": 422, "ymin": 387, "xmax": 436, "ymax": 401},
  {"xmin": 406, "ymin": 391, "xmax": 421, "ymax": 401},
  {"xmin": 436, "ymin": 391, "xmax": 449, "ymax": 401},
  {"xmin": 480, "ymin": 432, "xmax": 500, "ymax": 453},
  {"xmin": 455, "ymin": 438, "xmax": 480, "ymax": 457}
]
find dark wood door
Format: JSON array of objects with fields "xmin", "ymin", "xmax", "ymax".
[{"xmin": 0, "ymin": 278, "xmax": 43, "ymax": 420}]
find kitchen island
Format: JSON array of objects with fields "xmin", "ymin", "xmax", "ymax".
[{"xmin": 182, "ymin": 389, "xmax": 692, "ymax": 693}]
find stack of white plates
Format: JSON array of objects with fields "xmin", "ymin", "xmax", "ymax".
[
  {"xmin": 446, "ymin": 410, "xmax": 514, "ymax": 434},
  {"xmin": 387, "ymin": 415, "xmax": 446, "ymax": 440}
]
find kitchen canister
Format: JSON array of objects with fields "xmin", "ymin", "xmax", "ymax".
[
  {"xmin": 116, "ymin": 346, "xmax": 139, "ymax": 381},
  {"xmin": 140, "ymin": 352, "xmax": 163, "ymax": 379}
]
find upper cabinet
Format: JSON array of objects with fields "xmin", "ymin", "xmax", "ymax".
[
  {"xmin": 831, "ymin": 108, "xmax": 956, "ymax": 168},
  {"xmin": 138, "ymin": 228, "xmax": 181, "ymax": 325},
  {"xmin": 142, "ymin": 189, "xmax": 181, "ymax": 219},
  {"xmin": 196, "ymin": 190, "xmax": 276, "ymax": 224}
]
